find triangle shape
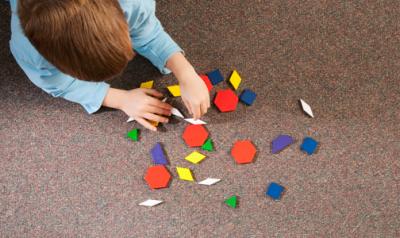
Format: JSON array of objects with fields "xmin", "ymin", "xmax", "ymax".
[
  {"xmin": 224, "ymin": 195, "xmax": 238, "ymax": 208},
  {"xmin": 201, "ymin": 138, "xmax": 214, "ymax": 151},
  {"xmin": 127, "ymin": 129, "xmax": 139, "ymax": 141}
]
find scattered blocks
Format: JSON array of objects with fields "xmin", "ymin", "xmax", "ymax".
[
  {"xmin": 231, "ymin": 140, "xmax": 257, "ymax": 164},
  {"xmin": 201, "ymin": 138, "xmax": 214, "ymax": 152},
  {"xmin": 182, "ymin": 125, "xmax": 209, "ymax": 147},
  {"xmin": 300, "ymin": 137, "xmax": 319, "ymax": 155},
  {"xmin": 300, "ymin": 99, "xmax": 314, "ymax": 118},
  {"xmin": 140, "ymin": 80, "xmax": 154, "ymax": 89},
  {"xmin": 144, "ymin": 165, "xmax": 171, "ymax": 189},
  {"xmin": 200, "ymin": 74, "xmax": 213, "ymax": 92},
  {"xmin": 176, "ymin": 167, "xmax": 194, "ymax": 181},
  {"xmin": 207, "ymin": 69, "xmax": 224, "ymax": 85},
  {"xmin": 167, "ymin": 85, "xmax": 181, "ymax": 97},
  {"xmin": 150, "ymin": 143, "xmax": 168, "ymax": 165},
  {"xmin": 239, "ymin": 89, "xmax": 257, "ymax": 106},
  {"xmin": 266, "ymin": 182, "xmax": 285, "ymax": 200},
  {"xmin": 198, "ymin": 178, "xmax": 221, "ymax": 186},
  {"xmin": 229, "ymin": 70, "xmax": 242, "ymax": 90},
  {"xmin": 185, "ymin": 151, "xmax": 206, "ymax": 164},
  {"xmin": 224, "ymin": 195, "xmax": 238, "ymax": 208},
  {"xmin": 139, "ymin": 199, "xmax": 163, "ymax": 207},
  {"xmin": 271, "ymin": 134, "xmax": 294, "ymax": 154},
  {"xmin": 214, "ymin": 89, "xmax": 239, "ymax": 112},
  {"xmin": 127, "ymin": 128, "xmax": 139, "ymax": 141}
]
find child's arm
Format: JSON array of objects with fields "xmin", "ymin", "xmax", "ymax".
[{"xmin": 123, "ymin": 0, "xmax": 210, "ymax": 119}]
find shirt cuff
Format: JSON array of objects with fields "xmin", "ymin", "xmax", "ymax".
[{"xmin": 84, "ymin": 82, "xmax": 110, "ymax": 114}]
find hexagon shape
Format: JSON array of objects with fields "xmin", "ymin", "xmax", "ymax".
[
  {"xmin": 231, "ymin": 140, "xmax": 257, "ymax": 164},
  {"xmin": 144, "ymin": 165, "xmax": 171, "ymax": 189},
  {"xmin": 182, "ymin": 125, "xmax": 209, "ymax": 147},
  {"xmin": 214, "ymin": 89, "xmax": 239, "ymax": 112}
]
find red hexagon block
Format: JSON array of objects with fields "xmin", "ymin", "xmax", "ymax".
[
  {"xmin": 231, "ymin": 140, "xmax": 257, "ymax": 164},
  {"xmin": 182, "ymin": 125, "xmax": 209, "ymax": 147},
  {"xmin": 214, "ymin": 89, "xmax": 239, "ymax": 112},
  {"xmin": 200, "ymin": 74, "xmax": 213, "ymax": 92},
  {"xmin": 144, "ymin": 165, "xmax": 171, "ymax": 189}
]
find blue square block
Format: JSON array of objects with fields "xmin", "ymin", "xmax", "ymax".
[
  {"xmin": 207, "ymin": 69, "xmax": 224, "ymax": 85},
  {"xmin": 150, "ymin": 143, "xmax": 168, "ymax": 165},
  {"xmin": 239, "ymin": 89, "xmax": 257, "ymax": 106},
  {"xmin": 300, "ymin": 137, "xmax": 319, "ymax": 155},
  {"xmin": 266, "ymin": 182, "xmax": 285, "ymax": 200}
]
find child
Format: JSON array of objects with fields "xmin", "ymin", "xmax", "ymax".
[{"xmin": 9, "ymin": 0, "xmax": 210, "ymax": 131}]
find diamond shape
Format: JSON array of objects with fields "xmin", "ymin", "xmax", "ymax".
[
  {"xmin": 214, "ymin": 89, "xmax": 239, "ymax": 112},
  {"xmin": 266, "ymin": 182, "xmax": 285, "ymax": 200},
  {"xmin": 167, "ymin": 85, "xmax": 181, "ymax": 97},
  {"xmin": 231, "ymin": 140, "xmax": 257, "ymax": 164},
  {"xmin": 185, "ymin": 151, "xmax": 206, "ymax": 164},
  {"xmin": 176, "ymin": 167, "xmax": 194, "ymax": 181},
  {"xmin": 140, "ymin": 80, "xmax": 154, "ymax": 89},
  {"xmin": 229, "ymin": 70, "xmax": 241, "ymax": 90},
  {"xmin": 182, "ymin": 125, "xmax": 209, "ymax": 147},
  {"xmin": 300, "ymin": 99, "xmax": 314, "ymax": 118},
  {"xmin": 144, "ymin": 165, "xmax": 171, "ymax": 189}
]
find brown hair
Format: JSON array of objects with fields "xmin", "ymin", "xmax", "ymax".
[{"xmin": 18, "ymin": 0, "xmax": 134, "ymax": 81}]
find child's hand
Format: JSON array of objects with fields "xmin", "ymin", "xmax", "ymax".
[
  {"xmin": 103, "ymin": 88, "xmax": 172, "ymax": 131},
  {"xmin": 166, "ymin": 52, "xmax": 210, "ymax": 119},
  {"xmin": 121, "ymin": 88, "xmax": 172, "ymax": 131},
  {"xmin": 179, "ymin": 72, "xmax": 210, "ymax": 119}
]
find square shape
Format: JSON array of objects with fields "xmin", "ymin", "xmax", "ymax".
[
  {"xmin": 185, "ymin": 151, "xmax": 206, "ymax": 164},
  {"xmin": 239, "ymin": 89, "xmax": 257, "ymax": 106},
  {"xmin": 176, "ymin": 167, "xmax": 194, "ymax": 181},
  {"xmin": 300, "ymin": 137, "xmax": 319, "ymax": 155},
  {"xmin": 207, "ymin": 69, "xmax": 224, "ymax": 85},
  {"xmin": 266, "ymin": 182, "xmax": 285, "ymax": 200}
]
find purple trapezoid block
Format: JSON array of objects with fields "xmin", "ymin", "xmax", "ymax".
[
  {"xmin": 150, "ymin": 143, "xmax": 168, "ymax": 165},
  {"xmin": 271, "ymin": 135, "xmax": 294, "ymax": 154}
]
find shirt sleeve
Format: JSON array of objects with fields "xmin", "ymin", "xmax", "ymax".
[
  {"xmin": 12, "ymin": 53, "xmax": 110, "ymax": 114},
  {"xmin": 122, "ymin": 0, "xmax": 183, "ymax": 74}
]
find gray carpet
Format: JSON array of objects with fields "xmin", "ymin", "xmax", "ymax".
[{"xmin": 0, "ymin": 1, "xmax": 399, "ymax": 237}]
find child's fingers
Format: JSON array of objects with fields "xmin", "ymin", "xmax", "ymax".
[
  {"xmin": 192, "ymin": 103, "xmax": 201, "ymax": 120},
  {"xmin": 136, "ymin": 118, "xmax": 157, "ymax": 131},
  {"xmin": 200, "ymin": 102, "xmax": 208, "ymax": 116},
  {"xmin": 183, "ymin": 99, "xmax": 193, "ymax": 115},
  {"xmin": 148, "ymin": 106, "xmax": 171, "ymax": 116},
  {"xmin": 143, "ymin": 89, "xmax": 163, "ymax": 98},
  {"xmin": 147, "ymin": 97, "xmax": 172, "ymax": 110},
  {"xmin": 143, "ymin": 113, "xmax": 169, "ymax": 123}
]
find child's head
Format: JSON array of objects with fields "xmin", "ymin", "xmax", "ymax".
[{"xmin": 18, "ymin": 0, "xmax": 134, "ymax": 81}]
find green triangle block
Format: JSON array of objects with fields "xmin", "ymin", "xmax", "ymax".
[
  {"xmin": 127, "ymin": 129, "xmax": 139, "ymax": 141},
  {"xmin": 201, "ymin": 138, "xmax": 214, "ymax": 151},
  {"xmin": 224, "ymin": 195, "xmax": 237, "ymax": 208}
]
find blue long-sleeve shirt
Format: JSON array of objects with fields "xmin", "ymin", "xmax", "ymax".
[{"xmin": 9, "ymin": 0, "xmax": 182, "ymax": 113}]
